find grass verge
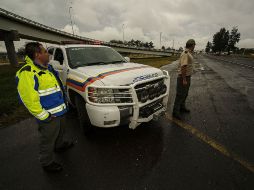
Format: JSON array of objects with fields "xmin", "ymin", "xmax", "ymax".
[
  {"xmin": 131, "ymin": 55, "xmax": 178, "ymax": 68},
  {"xmin": 0, "ymin": 65, "xmax": 30, "ymax": 128}
]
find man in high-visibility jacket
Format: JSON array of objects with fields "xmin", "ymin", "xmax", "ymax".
[{"xmin": 16, "ymin": 42, "xmax": 74, "ymax": 172}]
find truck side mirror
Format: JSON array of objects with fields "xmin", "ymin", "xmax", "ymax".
[
  {"xmin": 55, "ymin": 54, "xmax": 64, "ymax": 65},
  {"xmin": 124, "ymin": 57, "xmax": 130, "ymax": 62},
  {"xmin": 47, "ymin": 48, "xmax": 54, "ymax": 55}
]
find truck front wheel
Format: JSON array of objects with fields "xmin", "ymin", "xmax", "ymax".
[{"xmin": 74, "ymin": 95, "xmax": 94, "ymax": 135}]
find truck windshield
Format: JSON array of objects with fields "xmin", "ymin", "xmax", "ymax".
[{"xmin": 66, "ymin": 46, "xmax": 127, "ymax": 68}]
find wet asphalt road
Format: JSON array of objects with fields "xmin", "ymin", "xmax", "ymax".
[
  {"xmin": 206, "ymin": 55, "xmax": 254, "ymax": 69},
  {"xmin": 0, "ymin": 55, "xmax": 254, "ymax": 190}
]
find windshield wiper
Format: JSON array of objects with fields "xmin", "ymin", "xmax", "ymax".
[
  {"xmin": 73, "ymin": 60, "xmax": 126, "ymax": 68},
  {"xmin": 72, "ymin": 63, "xmax": 86, "ymax": 69},
  {"xmin": 73, "ymin": 61, "xmax": 107, "ymax": 68},
  {"xmin": 88, "ymin": 61, "xmax": 108, "ymax": 65},
  {"xmin": 107, "ymin": 60, "xmax": 126, "ymax": 64},
  {"xmin": 87, "ymin": 61, "xmax": 122, "ymax": 65}
]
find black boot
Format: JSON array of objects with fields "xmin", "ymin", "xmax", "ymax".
[
  {"xmin": 180, "ymin": 107, "xmax": 190, "ymax": 113},
  {"xmin": 43, "ymin": 162, "xmax": 63, "ymax": 173},
  {"xmin": 55, "ymin": 141, "xmax": 75, "ymax": 153},
  {"xmin": 172, "ymin": 112, "xmax": 182, "ymax": 120}
]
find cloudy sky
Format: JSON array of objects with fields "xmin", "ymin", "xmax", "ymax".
[{"xmin": 1, "ymin": 0, "xmax": 254, "ymax": 50}]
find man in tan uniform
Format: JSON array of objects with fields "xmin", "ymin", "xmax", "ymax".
[{"xmin": 173, "ymin": 39, "xmax": 195, "ymax": 120}]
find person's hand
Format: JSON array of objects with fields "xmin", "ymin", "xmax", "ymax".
[
  {"xmin": 43, "ymin": 114, "xmax": 56, "ymax": 123},
  {"xmin": 47, "ymin": 114, "xmax": 56, "ymax": 122},
  {"xmin": 50, "ymin": 115, "xmax": 56, "ymax": 120},
  {"xmin": 183, "ymin": 78, "xmax": 188, "ymax": 85}
]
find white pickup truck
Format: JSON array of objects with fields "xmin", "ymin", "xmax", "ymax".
[{"xmin": 48, "ymin": 44, "xmax": 170, "ymax": 134}]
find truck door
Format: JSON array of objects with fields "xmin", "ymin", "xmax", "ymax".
[{"xmin": 53, "ymin": 48, "xmax": 68, "ymax": 86}]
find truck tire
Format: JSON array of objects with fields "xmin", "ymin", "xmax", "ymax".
[{"xmin": 74, "ymin": 95, "xmax": 94, "ymax": 135}]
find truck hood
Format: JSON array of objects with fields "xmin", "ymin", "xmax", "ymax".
[{"xmin": 75, "ymin": 62, "xmax": 164, "ymax": 86}]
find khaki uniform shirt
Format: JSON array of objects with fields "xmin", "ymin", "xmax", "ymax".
[{"xmin": 178, "ymin": 49, "xmax": 194, "ymax": 76}]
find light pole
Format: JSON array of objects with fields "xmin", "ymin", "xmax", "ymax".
[
  {"xmin": 160, "ymin": 32, "xmax": 162, "ymax": 48},
  {"xmin": 69, "ymin": 6, "xmax": 74, "ymax": 35},
  {"xmin": 122, "ymin": 24, "xmax": 125, "ymax": 42}
]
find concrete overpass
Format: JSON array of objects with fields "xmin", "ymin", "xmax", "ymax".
[{"xmin": 0, "ymin": 8, "xmax": 174, "ymax": 66}]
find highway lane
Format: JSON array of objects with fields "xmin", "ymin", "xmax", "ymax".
[
  {"xmin": 163, "ymin": 55, "xmax": 254, "ymax": 169},
  {"xmin": 206, "ymin": 55, "xmax": 254, "ymax": 69},
  {"xmin": 184, "ymin": 55, "xmax": 254, "ymax": 159},
  {"xmin": 0, "ymin": 55, "xmax": 254, "ymax": 190}
]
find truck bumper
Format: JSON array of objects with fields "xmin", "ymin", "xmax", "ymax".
[
  {"xmin": 86, "ymin": 96, "xmax": 167, "ymax": 129},
  {"xmin": 86, "ymin": 104, "xmax": 132, "ymax": 128}
]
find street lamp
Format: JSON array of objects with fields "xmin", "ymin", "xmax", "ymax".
[
  {"xmin": 122, "ymin": 24, "xmax": 125, "ymax": 42},
  {"xmin": 160, "ymin": 32, "xmax": 162, "ymax": 48},
  {"xmin": 69, "ymin": 6, "xmax": 74, "ymax": 35}
]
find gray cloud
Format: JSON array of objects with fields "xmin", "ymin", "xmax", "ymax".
[{"xmin": 1, "ymin": 0, "xmax": 254, "ymax": 50}]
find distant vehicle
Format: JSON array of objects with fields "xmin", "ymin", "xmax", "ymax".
[{"xmin": 48, "ymin": 44, "xmax": 170, "ymax": 134}]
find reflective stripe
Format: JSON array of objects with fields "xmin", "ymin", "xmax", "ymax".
[
  {"xmin": 39, "ymin": 88, "xmax": 61, "ymax": 96},
  {"xmin": 38, "ymin": 87, "xmax": 58, "ymax": 93},
  {"xmin": 36, "ymin": 109, "xmax": 49, "ymax": 120},
  {"xmin": 46, "ymin": 103, "xmax": 66, "ymax": 114},
  {"xmin": 38, "ymin": 87, "xmax": 61, "ymax": 96}
]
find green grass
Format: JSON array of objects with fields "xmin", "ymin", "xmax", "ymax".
[
  {"xmin": 242, "ymin": 54, "xmax": 254, "ymax": 60},
  {"xmin": 0, "ymin": 65, "xmax": 30, "ymax": 127},
  {"xmin": 131, "ymin": 56, "xmax": 178, "ymax": 68},
  {"xmin": 0, "ymin": 56, "xmax": 178, "ymax": 127},
  {"xmin": 0, "ymin": 65, "xmax": 20, "ymax": 115}
]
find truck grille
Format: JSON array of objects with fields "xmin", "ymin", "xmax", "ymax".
[
  {"xmin": 139, "ymin": 99, "xmax": 163, "ymax": 118},
  {"xmin": 135, "ymin": 79, "xmax": 167, "ymax": 103}
]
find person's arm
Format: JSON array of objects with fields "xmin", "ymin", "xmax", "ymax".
[
  {"xmin": 181, "ymin": 65, "xmax": 188, "ymax": 85},
  {"xmin": 17, "ymin": 71, "xmax": 51, "ymax": 121},
  {"xmin": 48, "ymin": 64, "xmax": 68, "ymax": 107},
  {"xmin": 180, "ymin": 52, "xmax": 189, "ymax": 85}
]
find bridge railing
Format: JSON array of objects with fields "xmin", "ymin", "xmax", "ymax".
[
  {"xmin": 0, "ymin": 7, "xmax": 179, "ymax": 54},
  {"xmin": 0, "ymin": 7, "xmax": 93, "ymax": 41}
]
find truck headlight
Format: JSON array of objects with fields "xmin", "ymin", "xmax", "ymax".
[
  {"xmin": 88, "ymin": 87, "xmax": 114, "ymax": 103},
  {"xmin": 88, "ymin": 87, "xmax": 132, "ymax": 104}
]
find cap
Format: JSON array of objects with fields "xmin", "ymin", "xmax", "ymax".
[{"xmin": 186, "ymin": 39, "xmax": 196, "ymax": 46}]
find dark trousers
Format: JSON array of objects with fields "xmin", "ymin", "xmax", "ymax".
[
  {"xmin": 173, "ymin": 76, "xmax": 191, "ymax": 114},
  {"xmin": 38, "ymin": 115, "xmax": 66, "ymax": 166}
]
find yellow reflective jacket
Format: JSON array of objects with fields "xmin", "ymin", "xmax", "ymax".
[{"xmin": 16, "ymin": 56, "xmax": 67, "ymax": 122}]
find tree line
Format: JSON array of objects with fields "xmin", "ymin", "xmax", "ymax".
[
  {"xmin": 110, "ymin": 39, "xmax": 184, "ymax": 51},
  {"xmin": 205, "ymin": 27, "xmax": 240, "ymax": 54},
  {"xmin": 110, "ymin": 39, "xmax": 155, "ymax": 49}
]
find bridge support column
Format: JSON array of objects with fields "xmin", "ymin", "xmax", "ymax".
[
  {"xmin": 0, "ymin": 30, "xmax": 20, "ymax": 67},
  {"xmin": 4, "ymin": 38, "xmax": 18, "ymax": 66}
]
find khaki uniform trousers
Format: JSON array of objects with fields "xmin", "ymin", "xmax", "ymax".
[{"xmin": 173, "ymin": 76, "xmax": 191, "ymax": 114}]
